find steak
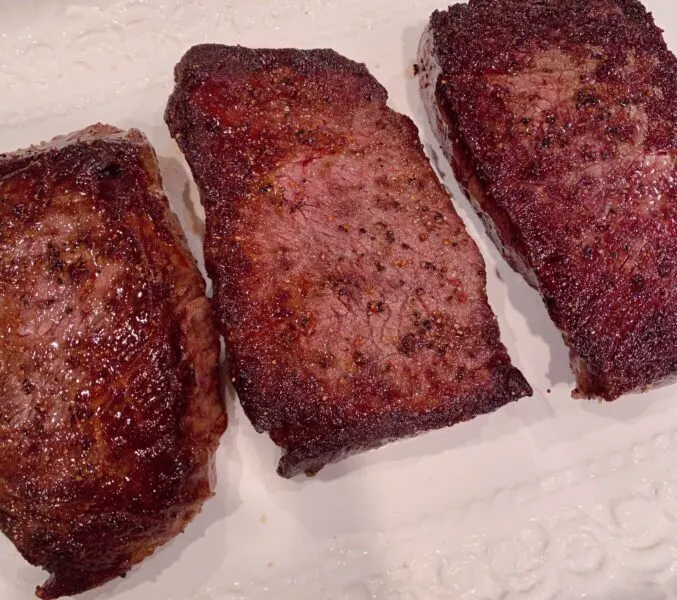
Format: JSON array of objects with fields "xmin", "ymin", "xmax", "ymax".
[
  {"xmin": 165, "ymin": 45, "xmax": 531, "ymax": 477},
  {"xmin": 418, "ymin": 0, "xmax": 677, "ymax": 400},
  {"xmin": 0, "ymin": 125, "xmax": 226, "ymax": 598}
]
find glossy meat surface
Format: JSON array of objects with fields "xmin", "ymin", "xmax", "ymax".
[
  {"xmin": 419, "ymin": 0, "xmax": 677, "ymax": 400},
  {"xmin": 166, "ymin": 45, "xmax": 531, "ymax": 477},
  {"xmin": 0, "ymin": 125, "xmax": 226, "ymax": 598}
]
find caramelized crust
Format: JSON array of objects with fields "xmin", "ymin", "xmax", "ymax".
[
  {"xmin": 0, "ymin": 125, "xmax": 226, "ymax": 598},
  {"xmin": 166, "ymin": 45, "xmax": 531, "ymax": 477},
  {"xmin": 419, "ymin": 0, "xmax": 677, "ymax": 400}
]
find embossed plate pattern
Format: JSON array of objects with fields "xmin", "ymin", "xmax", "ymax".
[{"xmin": 1, "ymin": 1, "xmax": 677, "ymax": 598}]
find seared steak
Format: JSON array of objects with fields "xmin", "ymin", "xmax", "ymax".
[
  {"xmin": 0, "ymin": 125, "xmax": 226, "ymax": 598},
  {"xmin": 419, "ymin": 0, "xmax": 677, "ymax": 400},
  {"xmin": 166, "ymin": 45, "xmax": 531, "ymax": 477}
]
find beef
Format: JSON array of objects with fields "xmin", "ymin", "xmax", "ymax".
[
  {"xmin": 418, "ymin": 0, "xmax": 677, "ymax": 400},
  {"xmin": 0, "ymin": 124, "xmax": 226, "ymax": 599},
  {"xmin": 165, "ymin": 45, "xmax": 531, "ymax": 477}
]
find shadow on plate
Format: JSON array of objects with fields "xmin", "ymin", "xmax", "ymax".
[{"xmin": 158, "ymin": 155, "xmax": 205, "ymax": 241}]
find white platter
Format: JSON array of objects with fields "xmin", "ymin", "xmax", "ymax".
[{"xmin": 2, "ymin": 1, "xmax": 677, "ymax": 598}]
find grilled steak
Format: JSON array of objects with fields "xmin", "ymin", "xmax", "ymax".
[
  {"xmin": 165, "ymin": 45, "xmax": 531, "ymax": 477},
  {"xmin": 0, "ymin": 125, "xmax": 226, "ymax": 599},
  {"xmin": 419, "ymin": 0, "xmax": 677, "ymax": 400}
]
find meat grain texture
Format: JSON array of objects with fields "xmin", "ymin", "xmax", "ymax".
[
  {"xmin": 166, "ymin": 45, "xmax": 531, "ymax": 477},
  {"xmin": 419, "ymin": 0, "xmax": 677, "ymax": 400},
  {"xmin": 0, "ymin": 125, "xmax": 226, "ymax": 598}
]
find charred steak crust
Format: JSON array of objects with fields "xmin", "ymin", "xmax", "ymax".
[
  {"xmin": 419, "ymin": 0, "xmax": 677, "ymax": 400},
  {"xmin": 0, "ymin": 125, "xmax": 226, "ymax": 599},
  {"xmin": 166, "ymin": 45, "xmax": 531, "ymax": 477}
]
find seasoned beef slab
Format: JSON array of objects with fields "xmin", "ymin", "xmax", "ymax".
[
  {"xmin": 0, "ymin": 125, "xmax": 226, "ymax": 599},
  {"xmin": 166, "ymin": 45, "xmax": 531, "ymax": 477},
  {"xmin": 419, "ymin": 0, "xmax": 677, "ymax": 400}
]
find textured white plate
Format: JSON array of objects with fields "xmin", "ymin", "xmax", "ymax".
[{"xmin": 2, "ymin": 1, "xmax": 677, "ymax": 598}]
